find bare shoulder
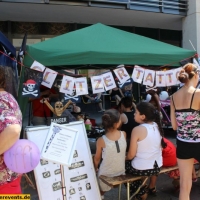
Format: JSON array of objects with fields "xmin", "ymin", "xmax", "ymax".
[
  {"xmin": 132, "ymin": 125, "xmax": 145, "ymax": 135},
  {"xmin": 195, "ymin": 88, "xmax": 200, "ymax": 94},
  {"xmin": 96, "ymin": 137, "xmax": 105, "ymax": 147},
  {"xmin": 122, "ymin": 131, "xmax": 126, "ymax": 139}
]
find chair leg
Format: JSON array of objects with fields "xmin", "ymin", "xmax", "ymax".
[
  {"xmin": 130, "ymin": 177, "xmax": 148, "ymax": 200},
  {"xmin": 118, "ymin": 184, "xmax": 122, "ymax": 200}
]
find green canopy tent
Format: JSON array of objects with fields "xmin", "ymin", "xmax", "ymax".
[
  {"xmin": 19, "ymin": 23, "xmax": 196, "ymax": 120},
  {"xmin": 24, "ymin": 23, "xmax": 196, "ymax": 67}
]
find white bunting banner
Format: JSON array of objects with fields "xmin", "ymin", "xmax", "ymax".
[
  {"xmin": 165, "ymin": 69, "xmax": 177, "ymax": 86},
  {"xmin": 102, "ymin": 71, "xmax": 116, "ymax": 91},
  {"xmin": 91, "ymin": 75, "xmax": 105, "ymax": 94},
  {"xmin": 41, "ymin": 68, "xmax": 57, "ymax": 88},
  {"xmin": 30, "ymin": 61, "xmax": 46, "ymax": 72},
  {"xmin": 174, "ymin": 67, "xmax": 182, "ymax": 85},
  {"xmin": 132, "ymin": 65, "xmax": 145, "ymax": 84},
  {"xmin": 155, "ymin": 71, "xmax": 166, "ymax": 87},
  {"xmin": 193, "ymin": 58, "xmax": 200, "ymax": 70},
  {"xmin": 113, "ymin": 67, "xmax": 130, "ymax": 84},
  {"xmin": 60, "ymin": 75, "xmax": 75, "ymax": 95},
  {"xmin": 75, "ymin": 77, "xmax": 88, "ymax": 95},
  {"xmin": 143, "ymin": 69, "xmax": 155, "ymax": 87}
]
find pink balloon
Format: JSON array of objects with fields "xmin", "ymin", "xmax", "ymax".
[{"xmin": 4, "ymin": 139, "xmax": 40, "ymax": 173}]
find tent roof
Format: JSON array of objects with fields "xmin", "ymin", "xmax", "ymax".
[
  {"xmin": 24, "ymin": 23, "xmax": 196, "ymax": 67},
  {"xmin": 0, "ymin": 31, "xmax": 16, "ymax": 57}
]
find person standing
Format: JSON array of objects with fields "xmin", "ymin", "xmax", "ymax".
[
  {"xmin": 0, "ymin": 66, "xmax": 22, "ymax": 193},
  {"xmin": 170, "ymin": 63, "xmax": 200, "ymax": 200},
  {"xmin": 30, "ymin": 85, "xmax": 58, "ymax": 126}
]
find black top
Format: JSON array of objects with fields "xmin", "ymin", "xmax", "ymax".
[
  {"xmin": 110, "ymin": 89, "xmax": 122, "ymax": 97},
  {"xmin": 121, "ymin": 111, "xmax": 138, "ymax": 140}
]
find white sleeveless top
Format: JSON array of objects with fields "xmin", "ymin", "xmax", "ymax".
[
  {"xmin": 98, "ymin": 131, "xmax": 126, "ymax": 177},
  {"xmin": 131, "ymin": 122, "xmax": 162, "ymax": 170}
]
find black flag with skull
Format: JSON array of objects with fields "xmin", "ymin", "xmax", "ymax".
[{"xmin": 22, "ymin": 67, "xmax": 43, "ymax": 98}]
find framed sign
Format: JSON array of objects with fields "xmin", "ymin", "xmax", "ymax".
[
  {"xmin": 41, "ymin": 123, "xmax": 79, "ymax": 166},
  {"xmin": 25, "ymin": 121, "xmax": 101, "ymax": 200}
]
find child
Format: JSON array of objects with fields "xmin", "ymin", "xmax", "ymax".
[
  {"xmin": 125, "ymin": 102, "xmax": 167, "ymax": 200},
  {"xmin": 93, "ymin": 109, "xmax": 126, "ymax": 199},
  {"xmin": 109, "ymin": 87, "xmax": 124, "ymax": 105},
  {"xmin": 120, "ymin": 97, "xmax": 138, "ymax": 151}
]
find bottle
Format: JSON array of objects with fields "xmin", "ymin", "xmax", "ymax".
[{"xmin": 85, "ymin": 119, "xmax": 92, "ymax": 131}]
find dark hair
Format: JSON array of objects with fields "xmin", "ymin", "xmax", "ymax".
[
  {"xmin": 102, "ymin": 109, "xmax": 120, "ymax": 131},
  {"xmin": 178, "ymin": 63, "xmax": 199, "ymax": 83},
  {"xmin": 136, "ymin": 102, "xmax": 167, "ymax": 149},
  {"xmin": 0, "ymin": 66, "xmax": 6, "ymax": 89},
  {"xmin": 120, "ymin": 97, "xmax": 132, "ymax": 108}
]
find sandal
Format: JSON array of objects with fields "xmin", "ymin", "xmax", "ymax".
[{"xmin": 148, "ymin": 187, "xmax": 157, "ymax": 196}]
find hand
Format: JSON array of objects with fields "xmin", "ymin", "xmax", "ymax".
[
  {"xmin": 43, "ymin": 98, "xmax": 49, "ymax": 103},
  {"xmin": 42, "ymin": 90, "xmax": 50, "ymax": 97},
  {"xmin": 74, "ymin": 106, "xmax": 81, "ymax": 113}
]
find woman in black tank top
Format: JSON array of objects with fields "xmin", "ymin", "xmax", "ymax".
[{"xmin": 170, "ymin": 63, "xmax": 200, "ymax": 200}]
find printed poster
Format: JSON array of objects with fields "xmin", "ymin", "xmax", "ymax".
[
  {"xmin": 132, "ymin": 65, "xmax": 145, "ymax": 84},
  {"xmin": 26, "ymin": 122, "xmax": 101, "ymax": 200},
  {"xmin": 75, "ymin": 77, "xmax": 88, "ymax": 96},
  {"xmin": 165, "ymin": 69, "xmax": 178, "ymax": 86},
  {"xmin": 101, "ymin": 71, "xmax": 116, "ymax": 91},
  {"xmin": 41, "ymin": 123, "xmax": 79, "ymax": 166},
  {"xmin": 90, "ymin": 75, "xmax": 105, "ymax": 94},
  {"xmin": 30, "ymin": 60, "xmax": 46, "ymax": 72},
  {"xmin": 155, "ymin": 71, "xmax": 166, "ymax": 87},
  {"xmin": 143, "ymin": 69, "xmax": 155, "ymax": 87},
  {"xmin": 60, "ymin": 75, "xmax": 75, "ymax": 95},
  {"xmin": 42, "ymin": 68, "xmax": 57, "ymax": 89},
  {"xmin": 113, "ymin": 67, "xmax": 130, "ymax": 84}
]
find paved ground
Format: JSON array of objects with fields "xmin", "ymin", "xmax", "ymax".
[{"xmin": 22, "ymin": 105, "xmax": 200, "ymax": 200}]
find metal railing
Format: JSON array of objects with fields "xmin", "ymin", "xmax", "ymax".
[{"xmin": 2, "ymin": 0, "xmax": 188, "ymax": 15}]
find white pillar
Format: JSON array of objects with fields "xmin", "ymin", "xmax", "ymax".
[{"xmin": 182, "ymin": 0, "xmax": 200, "ymax": 53}]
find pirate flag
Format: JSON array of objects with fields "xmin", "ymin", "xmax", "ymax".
[{"xmin": 22, "ymin": 67, "xmax": 43, "ymax": 98}]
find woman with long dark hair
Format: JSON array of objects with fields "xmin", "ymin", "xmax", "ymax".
[{"xmin": 126, "ymin": 102, "xmax": 166, "ymax": 200}]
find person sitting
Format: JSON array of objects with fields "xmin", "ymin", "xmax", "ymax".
[
  {"xmin": 119, "ymin": 97, "xmax": 138, "ymax": 151},
  {"xmin": 84, "ymin": 93, "xmax": 105, "ymax": 112},
  {"xmin": 109, "ymin": 87, "xmax": 124, "ymax": 105},
  {"xmin": 123, "ymin": 83, "xmax": 133, "ymax": 98},
  {"xmin": 93, "ymin": 109, "xmax": 126, "ymax": 200},
  {"xmin": 125, "ymin": 102, "xmax": 166, "ymax": 200}
]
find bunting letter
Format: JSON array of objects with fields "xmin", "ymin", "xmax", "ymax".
[{"xmin": 145, "ymin": 73, "xmax": 153, "ymax": 83}]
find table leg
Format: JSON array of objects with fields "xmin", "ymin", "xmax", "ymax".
[
  {"xmin": 118, "ymin": 184, "xmax": 122, "ymax": 200},
  {"xmin": 127, "ymin": 182, "xmax": 130, "ymax": 200}
]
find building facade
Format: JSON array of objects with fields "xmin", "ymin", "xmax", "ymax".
[{"xmin": 1, "ymin": 0, "xmax": 197, "ymax": 53}]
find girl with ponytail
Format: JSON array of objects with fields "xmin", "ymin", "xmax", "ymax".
[
  {"xmin": 125, "ymin": 102, "xmax": 166, "ymax": 200},
  {"xmin": 93, "ymin": 109, "xmax": 127, "ymax": 200}
]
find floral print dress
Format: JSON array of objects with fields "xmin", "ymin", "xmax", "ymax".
[{"xmin": 0, "ymin": 91, "xmax": 22, "ymax": 185}]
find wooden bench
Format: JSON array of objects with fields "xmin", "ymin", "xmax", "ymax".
[{"xmin": 99, "ymin": 165, "xmax": 188, "ymax": 200}]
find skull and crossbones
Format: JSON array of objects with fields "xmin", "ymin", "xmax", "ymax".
[
  {"xmin": 43, "ymin": 99, "xmax": 72, "ymax": 117},
  {"xmin": 22, "ymin": 79, "xmax": 38, "ymax": 97}
]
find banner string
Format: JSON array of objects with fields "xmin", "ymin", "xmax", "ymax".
[{"xmin": 0, "ymin": 50, "xmax": 198, "ymax": 78}]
